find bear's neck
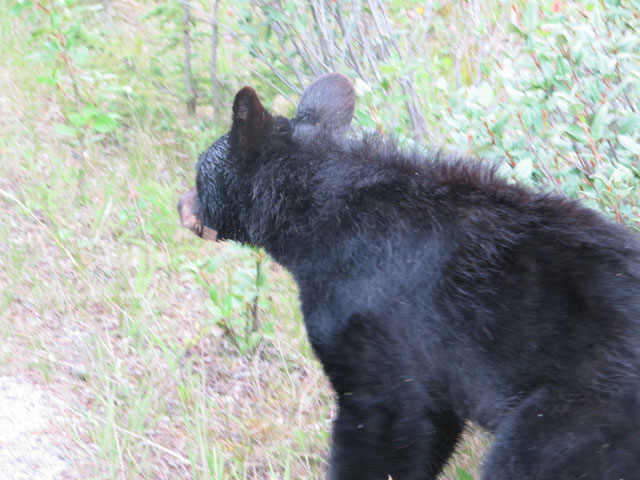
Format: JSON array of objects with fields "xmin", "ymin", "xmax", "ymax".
[{"xmin": 242, "ymin": 157, "xmax": 346, "ymax": 273}]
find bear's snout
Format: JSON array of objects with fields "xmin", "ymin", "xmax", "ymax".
[{"xmin": 178, "ymin": 187, "xmax": 217, "ymax": 241}]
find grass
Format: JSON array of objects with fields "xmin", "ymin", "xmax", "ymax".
[{"xmin": 0, "ymin": 1, "xmax": 491, "ymax": 478}]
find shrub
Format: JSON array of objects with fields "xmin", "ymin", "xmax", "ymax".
[{"xmin": 435, "ymin": 0, "xmax": 640, "ymax": 227}]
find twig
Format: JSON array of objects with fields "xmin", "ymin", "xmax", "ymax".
[
  {"xmin": 606, "ymin": 139, "xmax": 620, "ymax": 166},
  {"xmin": 285, "ymin": 27, "xmax": 322, "ymax": 78},
  {"xmin": 515, "ymin": 112, "xmax": 566, "ymax": 197},
  {"xmin": 270, "ymin": 19, "xmax": 305, "ymax": 88},
  {"xmin": 335, "ymin": 6, "xmax": 367, "ymax": 79},
  {"xmin": 369, "ymin": 0, "xmax": 427, "ymax": 139},
  {"xmin": 557, "ymin": 109, "xmax": 592, "ymax": 174},
  {"xmin": 577, "ymin": 116, "xmax": 603, "ymax": 163},
  {"xmin": 210, "ymin": 0, "xmax": 221, "ymax": 121},
  {"xmin": 182, "ymin": 0, "xmax": 196, "ymax": 116},
  {"xmin": 309, "ymin": 0, "xmax": 337, "ymax": 70},
  {"xmin": 175, "ymin": 0, "xmax": 300, "ymax": 95}
]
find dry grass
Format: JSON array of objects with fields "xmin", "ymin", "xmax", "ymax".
[
  {"xmin": 0, "ymin": 1, "xmax": 491, "ymax": 478},
  {"xmin": 0, "ymin": 20, "xmax": 333, "ymax": 477}
]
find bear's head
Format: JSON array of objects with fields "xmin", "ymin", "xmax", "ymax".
[{"xmin": 178, "ymin": 73, "xmax": 355, "ymax": 244}]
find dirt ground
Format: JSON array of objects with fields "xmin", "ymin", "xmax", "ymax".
[{"xmin": 0, "ymin": 376, "xmax": 87, "ymax": 480}]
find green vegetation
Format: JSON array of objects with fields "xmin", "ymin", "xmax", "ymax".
[{"xmin": 0, "ymin": 0, "xmax": 637, "ymax": 478}]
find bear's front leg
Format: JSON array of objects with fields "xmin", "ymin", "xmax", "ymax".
[
  {"xmin": 328, "ymin": 391, "xmax": 463, "ymax": 480},
  {"xmin": 310, "ymin": 313, "xmax": 463, "ymax": 480}
]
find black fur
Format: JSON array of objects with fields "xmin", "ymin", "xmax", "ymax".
[{"xmin": 187, "ymin": 73, "xmax": 640, "ymax": 480}]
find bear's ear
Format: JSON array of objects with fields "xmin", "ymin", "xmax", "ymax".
[
  {"xmin": 231, "ymin": 86, "xmax": 271, "ymax": 162},
  {"xmin": 293, "ymin": 73, "xmax": 355, "ymax": 143}
]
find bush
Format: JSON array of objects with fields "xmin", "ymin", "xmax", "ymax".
[{"xmin": 436, "ymin": 0, "xmax": 640, "ymax": 227}]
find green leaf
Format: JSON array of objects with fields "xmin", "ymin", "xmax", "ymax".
[
  {"xmin": 231, "ymin": 315, "xmax": 246, "ymax": 331},
  {"xmin": 53, "ymin": 122, "xmax": 78, "ymax": 137},
  {"xmin": 10, "ymin": 1, "xmax": 33, "ymax": 15},
  {"xmin": 565, "ymin": 124, "xmax": 588, "ymax": 143},
  {"xmin": 209, "ymin": 285, "xmax": 219, "ymax": 305},
  {"xmin": 513, "ymin": 158, "xmax": 534, "ymax": 183},
  {"xmin": 27, "ymin": 51, "xmax": 53, "ymax": 63},
  {"xmin": 50, "ymin": 9, "xmax": 61, "ymax": 30},
  {"xmin": 247, "ymin": 331, "xmax": 262, "ymax": 349},
  {"xmin": 36, "ymin": 73, "xmax": 58, "ymax": 85},
  {"xmin": 93, "ymin": 113, "xmax": 118, "ymax": 133},
  {"xmin": 141, "ymin": 5, "xmax": 170, "ymax": 20},
  {"xmin": 256, "ymin": 267, "xmax": 267, "ymax": 288},
  {"xmin": 68, "ymin": 112, "xmax": 87, "ymax": 126},
  {"xmin": 597, "ymin": 188, "xmax": 618, "ymax": 209},
  {"xmin": 262, "ymin": 321, "xmax": 275, "ymax": 340},
  {"xmin": 568, "ymin": 103, "xmax": 586, "ymax": 116},
  {"xmin": 522, "ymin": 0, "xmax": 539, "ymax": 32},
  {"xmin": 590, "ymin": 105, "xmax": 608, "ymax": 142},
  {"xmin": 456, "ymin": 466, "xmax": 474, "ymax": 480},
  {"xmin": 618, "ymin": 115, "xmax": 640, "ymax": 136},
  {"xmin": 220, "ymin": 294, "xmax": 233, "ymax": 317},
  {"xmin": 609, "ymin": 77, "xmax": 633, "ymax": 100},
  {"xmin": 571, "ymin": 46, "xmax": 584, "ymax": 65},
  {"xmin": 610, "ymin": 166, "xmax": 633, "ymax": 184},
  {"xmin": 618, "ymin": 135, "xmax": 640, "ymax": 155},
  {"xmin": 205, "ymin": 257, "xmax": 222, "ymax": 273},
  {"xmin": 492, "ymin": 114, "xmax": 510, "ymax": 136},
  {"xmin": 205, "ymin": 301, "xmax": 222, "ymax": 319},
  {"xmin": 508, "ymin": 23, "xmax": 525, "ymax": 37},
  {"xmin": 70, "ymin": 45, "xmax": 89, "ymax": 65},
  {"xmin": 81, "ymin": 105, "xmax": 98, "ymax": 119}
]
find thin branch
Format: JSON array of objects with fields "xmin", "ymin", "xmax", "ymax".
[
  {"xmin": 182, "ymin": 0, "xmax": 196, "ymax": 115},
  {"xmin": 309, "ymin": 0, "xmax": 336, "ymax": 70},
  {"xmin": 210, "ymin": 0, "xmax": 221, "ymax": 121},
  {"xmin": 369, "ymin": 0, "xmax": 427, "ymax": 139},
  {"xmin": 335, "ymin": 6, "xmax": 366, "ymax": 78},
  {"xmin": 270, "ymin": 18, "xmax": 305, "ymax": 87},
  {"xmin": 175, "ymin": 0, "xmax": 301, "ymax": 95},
  {"xmin": 285, "ymin": 27, "xmax": 322, "ymax": 77}
]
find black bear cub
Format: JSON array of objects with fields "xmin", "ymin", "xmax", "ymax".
[{"xmin": 179, "ymin": 73, "xmax": 640, "ymax": 480}]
